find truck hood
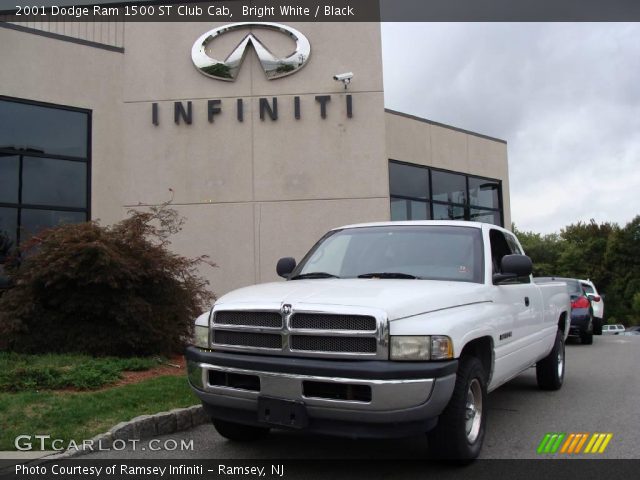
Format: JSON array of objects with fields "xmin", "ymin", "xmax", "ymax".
[{"xmin": 215, "ymin": 279, "xmax": 489, "ymax": 321}]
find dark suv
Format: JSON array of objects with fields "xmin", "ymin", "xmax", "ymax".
[{"xmin": 535, "ymin": 277, "xmax": 594, "ymax": 345}]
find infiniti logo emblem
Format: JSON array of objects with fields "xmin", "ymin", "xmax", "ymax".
[{"xmin": 191, "ymin": 22, "xmax": 311, "ymax": 81}]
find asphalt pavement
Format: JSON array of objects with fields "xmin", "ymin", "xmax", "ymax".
[{"xmin": 84, "ymin": 335, "xmax": 640, "ymax": 460}]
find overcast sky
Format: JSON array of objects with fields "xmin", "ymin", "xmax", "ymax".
[{"xmin": 381, "ymin": 23, "xmax": 640, "ymax": 234}]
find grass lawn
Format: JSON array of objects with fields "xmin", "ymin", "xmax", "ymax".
[
  {"xmin": 0, "ymin": 353, "xmax": 199, "ymax": 451},
  {"xmin": 0, "ymin": 352, "xmax": 157, "ymax": 391}
]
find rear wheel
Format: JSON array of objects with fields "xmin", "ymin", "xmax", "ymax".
[
  {"xmin": 212, "ymin": 419, "xmax": 270, "ymax": 442},
  {"xmin": 536, "ymin": 330, "xmax": 565, "ymax": 390},
  {"xmin": 593, "ymin": 317, "xmax": 603, "ymax": 335},
  {"xmin": 428, "ymin": 356, "xmax": 487, "ymax": 461}
]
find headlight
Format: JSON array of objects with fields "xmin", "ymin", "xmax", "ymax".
[
  {"xmin": 390, "ymin": 336, "xmax": 430, "ymax": 360},
  {"xmin": 193, "ymin": 325, "xmax": 210, "ymax": 349},
  {"xmin": 390, "ymin": 335, "xmax": 453, "ymax": 361}
]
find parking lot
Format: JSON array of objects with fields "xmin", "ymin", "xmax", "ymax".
[{"xmin": 85, "ymin": 335, "xmax": 640, "ymax": 460}]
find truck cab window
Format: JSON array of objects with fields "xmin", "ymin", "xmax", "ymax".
[
  {"xmin": 490, "ymin": 229, "xmax": 531, "ymax": 284},
  {"xmin": 489, "ymin": 229, "xmax": 511, "ymax": 274}
]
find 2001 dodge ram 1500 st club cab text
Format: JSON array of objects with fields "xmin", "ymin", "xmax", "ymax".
[{"xmin": 186, "ymin": 221, "xmax": 570, "ymax": 460}]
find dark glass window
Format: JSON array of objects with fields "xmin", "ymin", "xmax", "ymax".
[
  {"xmin": 21, "ymin": 210, "xmax": 87, "ymax": 240},
  {"xmin": 389, "ymin": 162, "xmax": 429, "ymax": 199},
  {"xmin": 409, "ymin": 201, "xmax": 429, "ymax": 220},
  {"xmin": 22, "ymin": 157, "xmax": 87, "ymax": 208},
  {"xmin": 391, "ymin": 198, "xmax": 430, "ymax": 221},
  {"xmin": 470, "ymin": 209, "xmax": 501, "ymax": 225},
  {"xmin": 0, "ymin": 208, "xmax": 18, "ymax": 260},
  {"xmin": 433, "ymin": 203, "xmax": 465, "ymax": 221},
  {"xmin": 389, "ymin": 160, "xmax": 503, "ymax": 226},
  {"xmin": 581, "ymin": 283, "xmax": 595, "ymax": 294},
  {"xmin": 469, "ymin": 177, "xmax": 500, "ymax": 209},
  {"xmin": 0, "ymin": 97, "xmax": 90, "ymax": 258},
  {"xmin": 390, "ymin": 198, "xmax": 409, "ymax": 221},
  {"xmin": 0, "ymin": 155, "xmax": 19, "ymax": 203},
  {"xmin": 0, "ymin": 100, "xmax": 88, "ymax": 158},
  {"xmin": 432, "ymin": 170, "xmax": 466, "ymax": 204}
]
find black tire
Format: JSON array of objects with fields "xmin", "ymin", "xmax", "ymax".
[
  {"xmin": 593, "ymin": 318, "xmax": 603, "ymax": 336},
  {"xmin": 581, "ymin": 318, "xmax": 594, "ymax": 345},
  {"xmin": 212, "ymin": 419, "xmax": 270, "ymax": 442},
  {"xmin": 428, "ymin": 356, "xmax": 487, "ymax": 462},
  {"xmin": 536, "ymin": 330, "xmax": 565, "ymax": 390}
]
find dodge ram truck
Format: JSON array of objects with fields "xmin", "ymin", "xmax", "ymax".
[{"xmin": 186, "ymin": 221, "xmax": 570, "ymax": 460}]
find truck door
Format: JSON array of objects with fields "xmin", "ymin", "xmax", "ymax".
[{"xmin": 489, "ymin": 229, "xmax": 543, "ymax": 383}]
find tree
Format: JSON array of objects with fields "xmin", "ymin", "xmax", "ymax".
[
  {"xmin": 515, "ymin": 216, "xmax": 639, "ymax": 326},
  {"xmin": 556, "ymin": 220, "xmax": 618, "ymax": 291},
  {"xmin": 512, "ymin": 224, "xmax": 563, "ymax": 276},
  {"xmin": 604, "ymin": 216, "xmax": 640, "ymax": 325}
]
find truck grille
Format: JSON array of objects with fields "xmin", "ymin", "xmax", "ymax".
[
  {"xmin": 213, "ymin": 311, "xmax": 282, "ymax": 328},
  {"xmin": 290, "ymin": 313, "xmax": 376, "ymax": 331},
  {"xmin": 211, "ymin": 309, "xmax": 385, "ymax": 359},
  {"xmin": 290, "ymin": 335, "xmax": 377, "ymax": 353},
  {"xmin": 213, "ymin": 331, "xmax": 281, "ymax": 349}
]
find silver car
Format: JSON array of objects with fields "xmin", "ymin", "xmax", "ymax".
[{"xmin": 602, "ymin": 324, "xmax": 625, "ymax": 335}]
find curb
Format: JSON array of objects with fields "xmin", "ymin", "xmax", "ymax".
[{"xmin": 41, "ymin": 404, "xmax": 209, "ymax": 460}]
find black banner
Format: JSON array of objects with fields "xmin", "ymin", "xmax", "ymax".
[
  {"xmin": 2, "ymin": 459, "xmax": 640, "ymax": 480},
  {"xmin": 2, "ymin": 0, "xmax": 640, "ymax": 21}
]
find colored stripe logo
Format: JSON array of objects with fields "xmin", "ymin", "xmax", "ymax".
[{"xmin": 537, "ymin": 433, "xmax": 613, "ymax": 454}]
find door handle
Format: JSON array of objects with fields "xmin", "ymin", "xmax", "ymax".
[{"xmin": 524, "ymin": 297, "xmax": 530, "ymax": 307}]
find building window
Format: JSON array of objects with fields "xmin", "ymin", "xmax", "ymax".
[
  {"xmin": 389, "ymin": 160, "xmax": 503, "ymax": 226},
  {"xmin": 0, "ymin": 97, "xmax": 90, "ymax": 262}
]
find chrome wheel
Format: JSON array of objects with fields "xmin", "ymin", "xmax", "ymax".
[{"xmin": 465, "ymin": 378, "xmax": 483, "ymax": 443}]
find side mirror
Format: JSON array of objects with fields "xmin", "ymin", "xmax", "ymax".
[
  {"xmin": 493, "ymin": 254, "xmax": 533, "ymax": 284},
  {"xmin": 276, "ymin": 257, "xmax": 296, "ymax": 278},
  {"xmin": 587, "ymin": 294, "xmax": 601, "ymax": 302}
]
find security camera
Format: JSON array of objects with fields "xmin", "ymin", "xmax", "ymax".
[
  {"xmin": 333, "ymin": 72, "xmax": 354, "ymax": 89},
  {"xmin": 333, "ymin": 72, "xmax": 354, "ymax": 81}
]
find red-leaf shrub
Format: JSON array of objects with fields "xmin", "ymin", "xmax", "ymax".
[{"xmin": 0, "ymin": 205, "xmax": 215, "ymax": 356}]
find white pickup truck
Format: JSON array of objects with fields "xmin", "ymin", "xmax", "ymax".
[{"xmin": 186, "ymin": 221, "xmax": 570, "ymax": 460}]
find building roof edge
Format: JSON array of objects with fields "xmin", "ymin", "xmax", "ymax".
[{"xmin": 384, "ymin": 108, "xmax": 507, "ymax": 144}]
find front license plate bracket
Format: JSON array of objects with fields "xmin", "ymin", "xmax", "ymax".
[{"xmin": 257, "ymin": 396, "xmax": 309, "ymax": 429}]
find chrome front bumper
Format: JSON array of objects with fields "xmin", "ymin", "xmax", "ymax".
[{"xmin": 185, "ymin": 347, "xmax": 457, "ymax": 436}]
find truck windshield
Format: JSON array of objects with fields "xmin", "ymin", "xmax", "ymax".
[{"xmin": 293, "ymin": 225, "xmax": 484, "ymax": 283}]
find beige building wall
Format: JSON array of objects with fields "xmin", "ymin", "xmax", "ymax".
[
  {"xmin": 119, "ymin": 22, "xmax": 389, "ymax": 295},
  {"xmin": 385, "ymin": 111, "xmax": 511, "ymax": 229}
]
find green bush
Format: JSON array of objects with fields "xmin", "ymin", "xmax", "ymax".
[{"xmin": 0, "ymin": 204, "xmax": 215, "ymax": 356}]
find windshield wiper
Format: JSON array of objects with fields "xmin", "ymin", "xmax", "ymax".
[
  {"xmin": 290, "ymin": 272, "xmax": 340, "ymax": 280},
  {"xmin": 357, "ymin": 272, "xmax": 420, "ymax": 279}
]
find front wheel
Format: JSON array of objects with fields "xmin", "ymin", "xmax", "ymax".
[
  {"xmin": 536, "ymin": 330, "xmax": 565, "ymax": 390},
  {"xmin": 428, "ymin": 356, "xmax": 487, "ymax": 461}
]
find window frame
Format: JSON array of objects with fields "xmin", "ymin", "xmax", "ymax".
[
  {"xmin": 0, "ymin": 95, "xmax": 92, "ymax": 249},
  {"xmin": 388, "ymin": 159, "xmax": 504, "ymax": 226}
]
